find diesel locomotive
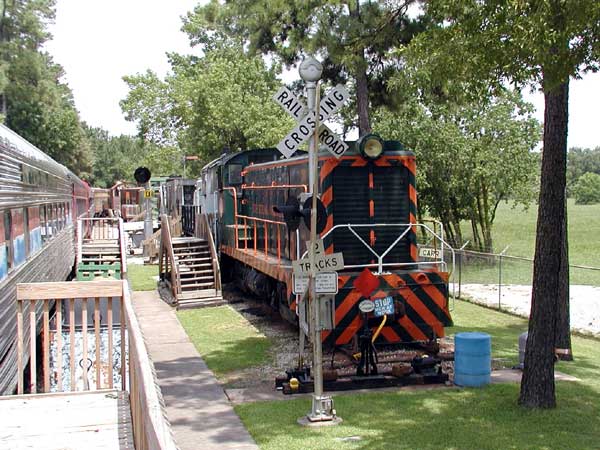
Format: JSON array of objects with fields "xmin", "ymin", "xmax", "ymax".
[{"xmin": 192, "ymin": 135, "xmax": 453, "ymax": 348}]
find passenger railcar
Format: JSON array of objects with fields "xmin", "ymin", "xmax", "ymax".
[
  {"xmin": 0, "ymin": 124, "xmax": 92, "ymax": 395},
  {"xmin": 195, "ymin": 138, "xmax": 453, "ymax": 348}
]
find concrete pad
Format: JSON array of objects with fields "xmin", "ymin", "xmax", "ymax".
[
  {"xmin": 131, "ymin": 290, "xmax": 258, "ymax": 450},
  {"xmin": 491, "ymin": 368, "xmax": 579, "ymax": 383}
]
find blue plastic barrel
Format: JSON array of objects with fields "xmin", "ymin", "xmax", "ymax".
[{"xmin": 454, "ymin": 332, "xmax": 491, "ymax": 387}]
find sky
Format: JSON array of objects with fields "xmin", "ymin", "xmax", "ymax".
[{"xmin": 46, "ymin": 0, "xmax": 600, "ymax": 149}]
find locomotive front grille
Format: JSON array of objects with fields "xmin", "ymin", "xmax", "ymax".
[{"xmin": 331, "ymin": 164, "xmax": 411, "ymax": 266}]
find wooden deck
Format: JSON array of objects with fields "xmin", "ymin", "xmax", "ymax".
[{"xmin": 0, "ymin": 389, "xmax": 134, "ymax": 450}]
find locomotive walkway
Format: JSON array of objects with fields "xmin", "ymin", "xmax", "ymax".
[{"xmin": 131, "ymin": 290, "xmax": 258, "ymax": 450}]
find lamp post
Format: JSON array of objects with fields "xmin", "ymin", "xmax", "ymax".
[{"xmin": 299, "ymin": 56, "xmax": 339, "ymax": 424}]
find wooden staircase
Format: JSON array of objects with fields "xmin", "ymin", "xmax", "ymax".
[
  {"xmin": 172, "ymin": 237, "xmax": 223, "ymax": 308},
  {"xmin": 159, "ymin": 214, "xmax": 223, "ymax": 309},
  {"xmin": 76, "ymin": 218, "xmax": 126, "ymax": 280}
]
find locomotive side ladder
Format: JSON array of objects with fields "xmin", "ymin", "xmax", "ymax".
[{"xmin": 159, "ymin": 214, "xmax": 223, "ymax": 309}]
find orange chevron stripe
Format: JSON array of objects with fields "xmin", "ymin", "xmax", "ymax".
[
  {"xmin": 337, "ymin": 315, "xmax": 362, "ymax": 344},
  {"xmin": 374, "ymin": 156, "xmax": 392, "ymax": 167},
  {"xmin": 409, "ymin": 184, "xmax": 417, "ymax": 206},
  {"xmin": 380, "ymin": 327, "xmax": 400, "ymax": 342},
  {"xmin": 320, "ymin": 159, "xmax": 338, "ymax": 182},
  {"xmin": 382, "ymin": 273, "xmax": 402, "ymax": 288},
  {"xmin": 338, "ymin": 275, "xmax": 352, "ymax": 289},
  {"xmin": 403, "ymin": 287, "xmax": 444, "ymax": 337},
  {"xmin": 403, "ymin": 158, "xmax": 416, "ymax": 176},
  {"xmin": 409, "ymin": 273, "xmax": 448, "ymax": 310},
  {"xmin": 323, "ymin": 215, "xmax": 333, "ymax": 234},
  {"xmin": 326, "ymin": 244, "xmax": 334, "ymax": 254},
  {"xmin": 335, "ymin": 291, "xmax": 362, "ymax": 324},
  {"xmin": 322, "ymin": 186, "xmax": 333, "ymax": 207},
  {"xmin": 351, "ymin": 158, "xmax": 368, "ymax": 167},
  {"xmin": 399, "ymin": 314, "xmax": 429, "ymax": 340}
]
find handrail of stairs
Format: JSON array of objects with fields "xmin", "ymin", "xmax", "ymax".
[
  {"xmin": 196, "ymin": 213, "xmax": 222, "ymax": 293},
  {"xmin": 159, "ymin": 214, "xmax": 181, "ymax": 297}
]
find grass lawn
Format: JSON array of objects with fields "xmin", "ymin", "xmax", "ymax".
[
  {"xmin": 459, "ymin": 199, "xmax": 600, "ymax": 285},
  {"xmin": 176, "ymin": 306, "xmax": 272, "ymax": 377},
  {"xmin": 234, "ymin": 300, "xmax": 600, "ymax": 450},
  {"xmin": 126, "ymin": 264, "xmax": 158, "ymax": 291}
]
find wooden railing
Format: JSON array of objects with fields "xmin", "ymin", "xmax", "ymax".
[
  {"xmin": 196, "ymin": 213, "xmax": 222, "ymax": 292},
  {"xmin": 77, "ymin": 217, "xmax": 128, "ymax": 274},
  {"xmin": 15, "ymin": 280, "xmax": 177, "ymax": 450},
  {"xmin": 159, "ymin": 214, "xmax": 180, "ymax": 296},
  {"xmin": 144, "ymin": 216, "xmax": 180, "ymax": 264}
]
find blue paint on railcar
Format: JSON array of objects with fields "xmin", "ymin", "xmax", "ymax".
[
  {"xmin": 0, "ymin": 244, "xmax": 6, "ymax": 280},
  {"xmin": 30, "ymin": 227, "xmax": 42, "ymax": 254},
  {"xmin": 12, "ymin": 234, "xmax": 26, "ymax": 267}
]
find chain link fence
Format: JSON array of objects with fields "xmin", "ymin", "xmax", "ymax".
[{"xmin": 453, "ymin": 249, "xmax": 600, "ymax": 334}]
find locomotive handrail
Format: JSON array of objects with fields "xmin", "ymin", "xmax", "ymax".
[
  {"xmin": 235, "ymin": 214, "xmax": 287, "ymax": 263},
  {"xmin": 241, "ymin": 183, "xmax": 308, "ymax": 192}
]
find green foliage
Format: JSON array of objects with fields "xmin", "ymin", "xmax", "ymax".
[
  {"xmin": 235, "ymin": 301, "xmax": 600, "ymax": 450},
  {"xmin": 177, "ymin": 306, "xmax": 272, "ymax": 377},
  {"xmin": 183, "ymin": 0, "xmax": 426, "ymax": 133},
  {"xmin": 567, "ymin": 147, "xmax": 600, "ymax": 194},
  {"xmin": 373, "ymin": 90, "xmax": 540, "ymax": 251},
  {"xmin": 121, "ymin": 40, "xmax": 294, "ymax": 168},
  {"xmin": 0, "ymin": 0, "xmax": 92, "ymax": 178},
  {"xmin": 572, "ymin": 172, "xmax": 600, "ymax": 205}
]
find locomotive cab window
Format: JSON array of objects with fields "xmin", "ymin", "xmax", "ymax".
[{"xmin": 228, "ymin": 164, "xmax": 243, "ymax": 185}]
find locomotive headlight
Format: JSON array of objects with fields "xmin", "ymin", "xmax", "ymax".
[{"xmin": 358, "ymin": 133, "xmax": 384, "ymax": 160}]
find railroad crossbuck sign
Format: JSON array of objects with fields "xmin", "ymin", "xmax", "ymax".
[
  {"xmin": 292, "ymin": 239, "xmax": 345, "ymax": 275},
  {"xmin": 274, "ymin": 85, "xmax": 350, "ymax": 159}
]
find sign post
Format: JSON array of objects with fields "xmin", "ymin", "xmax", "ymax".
[{"xmin": 299, "ymin": 57, "xmax": 338, "ymax": 425}]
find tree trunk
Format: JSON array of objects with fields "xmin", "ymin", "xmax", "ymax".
[
  {"xmin": 518, "ymin": 77, "xmax": 569, "ymax": 409},
  {"xmin": 355, "ymin": 53, "xmax": 371, "ymax": 135},
  {"xmin": 555, "ymin": 200, "xmax": 573, "ymax": 360}
]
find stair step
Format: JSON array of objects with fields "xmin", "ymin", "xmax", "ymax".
[
  {"xmin": 174, "ymin": 245, "xmax": 208, "ymax": 253},
  {"xmin": 178, "ymin": 262, "xmax": 212, "ymax": 268},
  {"xmin": 178, "ymin": 268, "xmax": 213, "ymax": 275},
  {"xmin": 175, "ymin": 257, "xmax": 211, "ymax": 263},
  {"xmin": 177, "ymin": 297, "xmax": 225, "ymax": 309},
  {"xmin": 173, "ymin": 251, "xmax": 210, "ymax": 257},
  {"xmin": 181, "ymin": 282, "xmax": 215, "ymax": 289},
  {"xmin": 179, "ymin": 275, "xmax": 214, "ymax": 282},
  {"xmin": 172, "ymin": 237, "xmax": 205, "ymax": 245},
  {"xmin": 177, "ymin": 289, "xmax": 218, "ymax": 299}
]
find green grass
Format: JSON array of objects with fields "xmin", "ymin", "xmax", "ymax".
[
  {"xmin": 176, "ymin": 306, "xmax": 272, "ymax": 377},
  {"xmin": 234, "ymin": 300, "xmax": 600, "ymax": 450},
  {"xmin": 126, "ymin": 264, "xmax": 158, "ymax": 291},
  {"xmin": 459, "ymin": 199, "xmax": 600, "ymax": 285}
]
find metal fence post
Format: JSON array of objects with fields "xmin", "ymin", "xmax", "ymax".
[{"xmin": 498, "ymin": 245, "xmax": 510, "ymax": 309}]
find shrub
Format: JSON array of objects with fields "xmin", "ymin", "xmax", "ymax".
[{"xmin": 572, "ymin": 172, "xmax": 600, "ymax": 204}]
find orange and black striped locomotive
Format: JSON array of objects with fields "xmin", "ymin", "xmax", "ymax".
[{"xmin": 196, "ymin": 137, "xmax": 452, "ymax": 348}]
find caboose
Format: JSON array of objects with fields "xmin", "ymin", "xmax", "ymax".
[{"xmin": 194, "ymin": 135, "xmax": 453, "ymax": 348}]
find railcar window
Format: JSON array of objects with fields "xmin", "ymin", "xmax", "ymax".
[
  {"xmin": 2, "ymin": 211, "xmax": 11, "ymax": 272},
  {"xmin": 0, "ymin": 213, "xmax": 6, "ymax": 280},
  {"xmin": 28, "ymin": 206, "xmax": 41, "ymax": 254},
  {"xmin": 39, "ymin": 205, "xmax": 47, "ymax": 243},
  {"xmin": 10, "ymin": 209, "xmax": 25, "ymax": 268},
  {"xmin": 228, "ymin": 164, "xmax": 243, "ymax": 185},
  {"xmin": 23, "ymin": 208, "xmax": 30, "ymax": 259},
  {"xmin": 58, "ymin": 203, "xmax": 64, "ymax": 230}
]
